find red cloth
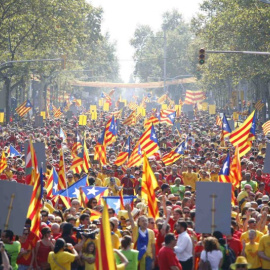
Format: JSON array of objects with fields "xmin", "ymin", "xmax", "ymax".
[
  {"xmin": 166, "ymin": 174, "xmax": 183, "ymax": 185},
  {"xmin": 158, "ymin": 246, "xmax": 182, "ymax": 270},
  {"xmin": 227, "ymin": 237, "xmax": 242, "ymax": 257},
  {"xmin": 17, "ymin": 239, "xmax": 33, "ymax": 266},
  {"xmin": 36, "ymin": 241, "xmax": 52, "ymax": 264}
]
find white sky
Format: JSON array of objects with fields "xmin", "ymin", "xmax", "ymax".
[{"xmin": 90, "ymin": 0, "xmax": 203, "ymax": 83}]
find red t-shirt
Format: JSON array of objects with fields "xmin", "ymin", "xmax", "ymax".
[
  {"xmin": 158, "ymin": 246, "xmax": 182, "ymax": 270},
  {"xmin": 17, "ymin": 239, "xmax": 33, "ymax": 266},
  {"xmin": 227, "ymin": 237, "xmax": 242, "ymax": 257}
]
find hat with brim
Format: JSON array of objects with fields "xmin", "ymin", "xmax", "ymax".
[{"xmin": 230, "ymin": 256, "xmax": 251, "ymax": 269}]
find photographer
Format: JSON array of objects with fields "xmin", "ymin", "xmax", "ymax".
[
  {"xmin": 48, "ymin": 238, "xmax": 78, "ymax": 269},
  {"xmin": 0, "ymin": 241, "xmax": 11, "ymax": 270}
]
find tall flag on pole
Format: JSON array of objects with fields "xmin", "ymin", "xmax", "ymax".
[
  {"xmin": 15, "ymin": 100, "xmax": 32, "ymax": 117},
  {"xmin": 141, "ymin": 153, "xmax": 159, "ymax": 219},
  {"xmin": 94, "ymin": 128, "xmax": 107, "ymax": 166},
  {"xmin": 58, "ymin": 147, "xmax": 67, "ymax": 191},
  {"xmin": 160, "ymin": 109, "xmax": 176, "ymax": 125},
  {"xmin": 229, "ymin": 110, "xmax": 255, "ymax": 157},
  {"xmin": 216, "ymin": 115, "xmax": 222, "ymax": 127},
  {"xmin": 95, "ymin": 200, "xmax": 116, "ymax": 270},
  {"xmin": 25, "ymin": 138, "xmax": 39, "ymax": 186},
  {"xmin": 122, "ymin": 110, "xmax": 136, "ymax": 126},
  {"xmin": 52, "ymin": 167, "xmax": 60, "ymax": 195},
  {"xmin": 184, "ymin": 90, "xmax": 205, "ymax": 104},
  {"xmin": 127, "ymin": 125, "xmax": 159, "ymax": 167},
  {"xmin": 104, "ymin": 115, "xmax": 117, "ymax": 146},
  {"xmin": 27, "ymin": 166, "xmax": 42, "ymax": 244},
  {"xmin": 114, "ymin": 136, "xmax": 131, "ymax": 166},
  {"xmin": 45, "ymin": 167, "xmax": 53, "ymax": 198},
  {"xmin": 0, "ymin": 151, "xmax": 7, "ymax": 174},
  {"xmin": 262, "ymin": 120, "xmax": 270, "ymax": 135},
  {"xmin": 72, "ymin": 133, "xmax": 83, "ymax": 156}
]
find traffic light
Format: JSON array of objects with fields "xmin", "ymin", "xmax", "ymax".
[
  {"xmin": 199, "ymin": 48, "xmax": 205, "ymax": 65},
  {"xmin": 61, "ymin": 55, "xmax": 67, "ymax": 69}
]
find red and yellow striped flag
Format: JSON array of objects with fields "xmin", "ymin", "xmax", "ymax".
[
  {"xmin": 58, "ymin": 147, "xmax": 67, "ymax": 191},
  {"xmin": 229, "ymin": 146, "xmax": 241, "ymax": 189},
  {"xmin": 262, "ymin": 120, "xmax": 270, "ymax": 135},
  {"xmin": 216, "ymin": 115, "xmax": 222, "ymax": 127},
  {"xmin": 0, "ymin": 151, "xmax": 7, "ymax": 174},
  {"xmin": 45, "ymin": 167, "xmax": 53, "ymax": 198},
  {"xmin": 15, "ymin": 100, "xmax": 32, "ymax": 117},
  {"xmin": 95, "ymin": 200, "xmax": 116, "ymax": 270},
  {"xmin": 27, "ymin": 167, "xmax": 42, "ymax": 244},
  {"xmin": 122, "ymin": 110, "xmax": 136, "ymax": 126},
  {"xmin": 141, "ymin": 153, "xmax": 159, "ymax": 219}
]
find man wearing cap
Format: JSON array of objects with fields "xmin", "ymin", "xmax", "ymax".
[{"xmin": 258, "ymin": 223, "xmax": 270, "ymax": 270}]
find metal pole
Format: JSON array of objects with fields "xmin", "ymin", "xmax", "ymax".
[
  {"xmin": 206, "ymin": 50, "xmax": 270, "ymax": 55},
  {"xmin": 163, "ymin": 30, "xmax": 167, "ymax": 93}
]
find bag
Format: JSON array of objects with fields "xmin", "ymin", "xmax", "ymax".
[
  {"xmin": 199, "ymin": 252, "xmax": 212, "ymax": 270},
  {"xmin": 221, "ymin": 245, "xmax": 236, "ymax": 270}
]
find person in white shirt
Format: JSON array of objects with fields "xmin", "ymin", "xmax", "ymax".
[
  {"xmin": 174, "ymin": 221, "xmax": 193, "ymax": 270},
  {"xmin": 200, "ymin": 237, "xmax": 223, "ymax": 270}
]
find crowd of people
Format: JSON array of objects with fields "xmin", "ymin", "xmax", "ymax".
[{"xmin": 0, "ymin": 107, "xmax": 270, "ymax": 270}]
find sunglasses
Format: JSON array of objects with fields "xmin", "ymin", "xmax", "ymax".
[
  {"xmin": 184, "ymin": 211, "xmax": 190, "ymax": 214},
  {"xmin": 236, "ymin": 265, "xmax": 247, "ymax": 268},
  {"xmin": 92, "ymin": 201, "xmax": 97, "ymax": 204}
]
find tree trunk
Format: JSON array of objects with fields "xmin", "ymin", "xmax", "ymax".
[{"xmin": 4, "ymin": 77, "xmax": 11, "ymax": 124}]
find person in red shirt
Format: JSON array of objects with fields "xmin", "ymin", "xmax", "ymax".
[
  {"xmin": 158, "ymin": 233, "xmax": 182, "ymax": 270},
  {"xmin": 226, "ymin": 227, "xmax": 242, "ymax": 257},
  {"xmin": 166, "ymin": 166, "xmax": 183, "ymax": 185}
]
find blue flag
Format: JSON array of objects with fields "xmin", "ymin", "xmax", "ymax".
[
  {"xmin": 81, "ymin": 186, "xmax": 108, "ymax": 200},
  {"xmin": 58, "ymin": 176, "xmax": 87, "ymax": 198},
  {"xmin": 52, "ymin": 167, "xmax": 60, "ymax": 195},
  {"xmin": 9, "ymin": 145, "xmax": 21, "ymax": 157},
  {"xmin": 103, "ymin": 196, "xmax": 136, "ymax": 213}
]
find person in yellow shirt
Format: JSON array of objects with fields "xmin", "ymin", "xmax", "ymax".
[
  {"xmin": 110, "ymin": 221, "xmax": 120, "ymax": 249},
  {"xmin": 240, "ymin": 219, "xmax": 264, "ymax": 243},
  {"xmin": 103, "ymin": 170, "xmax": 121, "ymax": 186},
  {"xmin": 182, "ymin": 165, "xmax": 198, "ymax": 191},
  {"xmin": 258, "ymin": 223, "xmax": 270, "ymax": 270},
  {"xmin": 210, "ymin": 165, "xmax": 220, "ymax": 182},
  {"xmin": 48, "ymin": 238, "xmax": 78, "ymax": 270},
  {"xmin": 198, "ymin": 170, "xmax": 211, "ymax": 182},
  {"xmin": 126, "ymin": 204, "xmax": 156, "ymax": 270},
  {"xmin": 81, "ymin": 242, "xmax": 95, "ymax": 270},
  {"xmin": 241, "ymin": 230, "xmax": 261, "ymax": 269}
]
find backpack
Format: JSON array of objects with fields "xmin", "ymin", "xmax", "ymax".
[
  {"xmin": 199, "ymin": 252, "xmax": 212, "ymax": 270},
  {"xmin": 221, "ymin": 245, "xmax": 236, "ymax": 270}
]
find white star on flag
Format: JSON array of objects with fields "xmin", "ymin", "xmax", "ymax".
[
  {"xmin": 223, "ymin": 124, "xmax": 227, "ymax": 128},
  {"xmin": 222, "ymin": 161, "xmax": 228, "ymax": 174},
  {"xmin": 113, "ymin": 200, "xmax": 120, "ymax": 210},
  {"xmin": 73, "ymin": 188, "xmax": 80, "ymax": 198},
  {"xmin": 53, "ymin": 183, "xmax": 58, "ymax": 193},
  {"xmin": 169, "ymin": 114, "xmax": 175, "ymax": 119},
  {"xmin": 87, "ymin": 187, "xmax": 98, "ymax": 196}
]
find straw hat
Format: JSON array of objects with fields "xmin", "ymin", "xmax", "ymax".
[{"xmin": 230, "ymin": 256, "xmax": 251, "ymax": 269}]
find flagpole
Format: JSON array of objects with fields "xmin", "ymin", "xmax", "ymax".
[{"xmin": 61, "ymin": 144, "xmax": 68, "ymax": 198}]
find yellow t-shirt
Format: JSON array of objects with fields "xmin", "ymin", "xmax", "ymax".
[
  {"xmin": 210, "ymin": 173, "xmax": 219, "ymax": 182},
  {"xmin": 132, "ymin": 226, "xmax": 155, "ymax": 258},
  {"xmin": 111, "ymin": 232, "xmax": 120, "ymax": 249},
  {"xmin": 83, "ymin": 253, "xmax": 95, "ymax": 270},
  {"xmin": 258, "ymin": 234, "xmax": 270, "ymax": 270},
  {"xmin": 240, "ymin": 230, "xmax": 264, "ymax": 243},
  {"xmin": 103, "ymin": 177, "xmax": 121, "ymax": 187},
  {"xmin": 182, "ymin": 172, "xmax": 198, "ymax": 190},
  {"xmin": 244, "ymin": 242, "xmax": 261, "ymax": 269},
  {"xmin": 48, "ymin": 251, "xmax": 76, "ymax": 270},
  {"xmin": 95, "ymin": 177, "xmax": 103, "ymax": 186}
]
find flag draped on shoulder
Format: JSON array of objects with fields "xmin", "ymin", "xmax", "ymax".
[
  {"xmin": 141, "ymin": 154, "xmax": 159, "ymax": 219},
  {"xmin": 16, "ymin": 100, "xmax": 32, "ymax": 117},
  {"xmin": 127, "ymin": 125, "xmax": 159, "ymax": 167},
  {"xmin": 95, "ymin": 200, "xmax": 116, "ymax": 270},
  {"xmin": 0, "ymin": 150, "xmax": 7, "ymax": 174},
  {"xmin": 114, "ymin": 136, "xmax": 131, "ymax": 166},
  {"xmin": 27, "ymin": 167, "xmax": 42, "ymax": 243}
]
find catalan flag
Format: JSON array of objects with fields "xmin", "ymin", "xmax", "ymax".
[
  {"xmin": 15, "ymin": 100, "xmax": 32, "ymax": 117},
  {"xmin": 122, "ymin": 110, "xmax": 136, "ymax": 126},
  {"xmin": 127, "ymin": 125, "xmax": 159, "ymax": 167},
  {"xmin": 58, "ymin": 175, "xmax": 87, "ymax": 198},
  {"xmin": 95, "ymin": 200, "xmax": 116, "ymax": 270},
  {"xmin": 94, "ymin": 129, "xmax": 107, "ymax": 166},
  {"xmin": 229, "ymin": 146, "xmax": 241, "ymax": 189},
  {"xmin": 59, "ymin": 127, "xmax": 66, "ymax": 142},
  {"xmin": 104, "ymin": 115, "xmax": 117, "ymax": 146},
  {"xmin": 254, "ymin": 100, "xmax": 264, "ymax": 111},
  {"xmin": 72, "ymin": 133, "xmax": 83, "ymax": 156},
  {"xmin": 160, "ymin": 109, "xmax": 176, "ymax": 125},
  {"xmin": 0, "ymin": 151, "xmax": 7, "ymax": 174},
  {"xmin": 45, "ymin": 167, "xmax": 53, "ymax": 198},
  {"xmin": 25, "ymin": 138, "xmax": 39, "ymax": 186},
  {"xmin": 144, "ymin": 115, "xmax": 160, "ymax": 128},
  {"xmin": 262, "ymin": 120, "xmax": 270, "ymax": 135},
  {"xmin": 58, "ymin": 147, "xmax": 67, "ymax": 191},
  {"xmin": 52, "ymin": 104, "xmax": 62, "ymax": 118},
  {"xmin": 114, "ymin": 136, "xmax": 131, "ymax": 166},
  {"xmin": 27, "ymin": 166, "xmax": 42, "ymax": 244},
  {"xmin": 128, "ymin": 101, "xmax": 138, "ymax": 110},
  {"xmin": 7, "ymin": 145, "xmax": 21, "ymax": 157},
  {"xmin": 222, "ymin": 114, "xmax": 232, "ymax": 137},
  {"xmin": 184, "ymin": 90, "xmax": 205, "ymax": 104},
  {"xmin": 141, "ymin": 153, "xmax": 159, "ymax": 219},
  {"xmin": 218, "ymin": 154, "xmax": 236, "ymax": 205},
  {"xmin": 162, "ymin": 140, "xmax": 187, "ymax": 165},
  {"xmin": 157, "ymin": 94, "xmax": 168, "ymax": 104},
  {"xmin": 216, "ymin": 115, "xmax": 222, "ymax": 127},
  {"xmin": 229, "ymin": 110, "xmax": 255, "ymax": 157}
]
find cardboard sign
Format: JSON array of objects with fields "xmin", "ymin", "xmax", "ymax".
[
  {"xmin": 161, "ymin": 104, "xmax": 168, "ymax": 110},
  {"xmin": 0, "ymin": 112, "xmax": 4, "ymax": 123},
  {"xmin": 103, "ymin": 103, "xmax": 109, "ymax": 112},
  {"xmin": 209, "ymin": 104, "xmax": 216, "ymax": 115},
  {"xmin": 79, "ymin": 115, "xmax": 87, "ymax": 126},
  {"xmin": 34, "ymin": 116, "xmax": 44, "ymax": 128},
  {"xmin": 196, "ymin": 182, "xmax": 231, "ymax": 235},
  {"xmin": 24, "ymin": 142, "xmax": 46, "ymax": 171},
  {"xmin": 182, "ymin": 104, "xmax": 193, "ymax": 112},
  {"xmin": 40, "ymin": 111, "xmax": 46, "ymax": 120},
  {"xmin": 0, "ymin": 181, "xmax": 33, "ymax": 235},
  {"xmin": 90, "ymin": 105, "xmax": 97, "ymax": 112},
  {"xmin": 263, "ymin": 143, "xmax": 270, "ymax": 174}
]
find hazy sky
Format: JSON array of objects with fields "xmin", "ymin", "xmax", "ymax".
[{"xmin": 90, "ymin": 0, "xmax": 203, "ymax": 82}]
